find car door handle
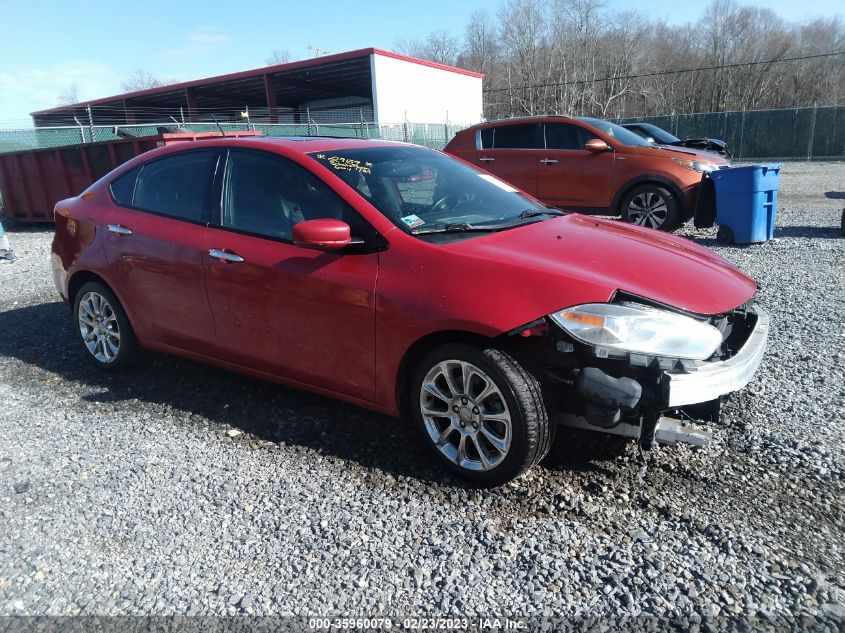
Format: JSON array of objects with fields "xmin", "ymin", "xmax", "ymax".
[
  {"xmin": 208, "ymin": 249, "xmax": 244, "ymax": 263},
  {"xmin": 479, "ymin": 157, "xmax": 495, "ymax": 162},
  {"xmin": 106, "ymin": 224, "xmax": 132, "ymax": 236},
  {"xmin": 540, "ymin": 159, "xmax": 558, "ymax": 165}
]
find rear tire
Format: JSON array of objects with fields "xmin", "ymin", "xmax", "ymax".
[
  {"xmin": 409, "ymin": 343, "xmax": 552, "ymax": 487},
  {"xmin": 73, "ymin": 281, "xmax": 140, "ymax": 370},
  {"xmin": 620, "ymin": 184, "xmax": 681, "ymax": 232}
]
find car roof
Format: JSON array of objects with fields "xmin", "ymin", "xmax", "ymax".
[
  {"xmin": 104, "ymin": 135, "xmax": 424, "ymax": 180},
  {"xmin": 183, "ymin": 136, "xmax": 413, "ymax": 153},
  {"xmin": 463, "ymin": 114, "xmax": 575, "ymax": 131}
]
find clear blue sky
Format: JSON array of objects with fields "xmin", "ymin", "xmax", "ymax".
[{"xmin": 0, "ymin": 0, "xmax": 842, "ymax": 126}]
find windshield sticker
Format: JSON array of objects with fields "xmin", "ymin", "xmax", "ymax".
[
  {"xmin": 400, "ymin": 214, "xmax": 425, "ymax": 229},
  {"xmin": 323, "ymin": 155, "xmax": 373, "ymax": 174},
  {"xmin": 478, "ymin": 174, "xmax": 518, "ymax": 192}
]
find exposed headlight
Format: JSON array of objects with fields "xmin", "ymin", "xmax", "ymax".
[
  {"xmin": 673, "ymin": 158, "xmax": 719, "ymax": 173},
  {"xmin": 549, "ymin": 302, "xmax": 723, "ymax": 360}
]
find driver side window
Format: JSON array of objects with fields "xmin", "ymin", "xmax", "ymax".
[
  {"xmin": 222, "ymin": 150, "xmax": 368, "ymax": 241},
  {"xmin": 544, "ymin": 123, "xmax": 590, "ymax": 150}
]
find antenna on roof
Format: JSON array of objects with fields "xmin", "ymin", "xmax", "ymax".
[
  {"xmin": 211, "ymin": 114, "xmax": 227, "ymax": 137},
  {"xmin": 308, "ymin": 45, "xmax": 330, "ymax": 58}
]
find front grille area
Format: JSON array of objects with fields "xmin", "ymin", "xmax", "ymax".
[{"xmin": 707, "ymin": 303, "xmax": 757, "ymax": 361}]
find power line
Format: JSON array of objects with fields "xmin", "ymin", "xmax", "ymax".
[{"xmin": 483, "ymin": 50, "xmax": 845, "ymax": 94}]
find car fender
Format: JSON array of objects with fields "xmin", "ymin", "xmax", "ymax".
[{"xmin": 372, "ymin": 233, "xmax": 616, "ymax": 413}]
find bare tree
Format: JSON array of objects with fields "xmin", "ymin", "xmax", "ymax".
[
  {"xmin": 497, "ymin": 0, "xmax": 547, "ymax": 115},
  {"xmin": 394, "ymin": 36, "xmax": 424, "ymax": 58},
  {"xmin": 121, "ymin": 69, "xmax": 165, "ymax": 92},
  {"xmin": 57, "ymin": 84, "xmax": 79, "ymax": 105},
  {"xmin": 461, "ymin": 9, "xmax": 499, "ymax": 76},
  {"xmin": 424, "ymin": 31, "xmax": 461, "ymax": 66},
  {"xmin": 266, "ymin": 49, "xmax": 292, "ymax": 65},
  {"xmin": 458, "ymin": 0, "xmax": 845, "ymax": 120},
  {"xmin": 395, "ymin": 30, "xmax": 461, "ymax": 66}
]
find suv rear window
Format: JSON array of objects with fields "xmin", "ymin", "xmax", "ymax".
[{"xmin": 492, "ymin": 123, "xmax": 541, "ymax": 149}]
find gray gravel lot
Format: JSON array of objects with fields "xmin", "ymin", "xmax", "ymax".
[{"xmin": 0, "ymin": 161, "xmax": 843, "ymax": 628}]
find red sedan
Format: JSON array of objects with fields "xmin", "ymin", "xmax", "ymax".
[{"xmin": 51, "ymin": 137, "xmax": 768, "ymax": 485}]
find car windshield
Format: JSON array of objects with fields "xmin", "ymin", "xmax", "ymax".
[
  {"xmin": 308, "ymin": 146, "xmax": 552, "ymax": 235},
  {"xmin": 578, "ymin": 117, "xmax": 652, "ymax": 147},
  {"xmin": 635, "ymin": 123, "xmax": 681, "ymax": 144}
]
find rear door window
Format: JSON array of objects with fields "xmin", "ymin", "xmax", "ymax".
[
  {"xmin": 109, "ymin": 165, "xmax": 141, "ymax": 205},
  {"xmin": 132, "ymin": 150, "xmax": 219, "ymax": 222},
  {"xmin": 492, "ymin": 123, "xmax": 542, "ymax": 149},
  {"xmin": 479, "ymin": 127, "xmax": 494, "ymax": 149},
  {"xmin": 544, "ymin": 123, "xmax": 589, "ymax": 150}
]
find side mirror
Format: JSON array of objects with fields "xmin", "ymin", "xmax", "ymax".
[
  {"xmin": 585, "ymin": 138, "xmax": 610, "ymax": 152},
  {"xmin": 292, "ymin": 219, "xmax": 351, "ymax": 251},
  {"xmin": 645, "ymin": 137, "xmax": 655, "ymax": 144}
]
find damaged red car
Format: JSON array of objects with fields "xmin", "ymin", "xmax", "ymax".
[{"xmin": 51, "ymin": 137, "xmax": 769, "ymax": 486}]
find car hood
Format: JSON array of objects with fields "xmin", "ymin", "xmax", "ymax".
[
  {"xmin": 627, "ymin": 143, "xmax": 729, "ymax": 162},
  {"xmin": 678, "ymin": 137, "xmax": 727, "ymax": 147},
  {"xmin": 448, "ymin": 214, "xmax": 757, "ymax": 316}
]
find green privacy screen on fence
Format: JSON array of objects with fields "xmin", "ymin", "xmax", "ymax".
[
  {"xmin": 0, "ymin": 122, "xmax": 470, "ymax": 155},
  {"xmin": 1, "ymin": 106, "xmax": 844, "ymax": 160},
  {"xmin": 616, "ymin": 106, "xmax": 845, "ymax": 161}
]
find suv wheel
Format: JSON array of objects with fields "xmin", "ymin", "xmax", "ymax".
[
  {"xmin": 410, "ymin": 344, "xmax": 552, "ymax": 486},
  {"xmin": 74, "ymin": 281, "xmax": 140, "ymax": 370},
  {"xmin": 620, "ymin": 184, "xmax": 681, "ymax": 231}
]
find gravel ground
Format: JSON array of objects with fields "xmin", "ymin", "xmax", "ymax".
[{"xmin": 0, "ymin": 161, "xmax": 843, "ymax": 629}]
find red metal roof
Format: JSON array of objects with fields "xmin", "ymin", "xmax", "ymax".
[
  {"xmin": 30, "ymin": 48, "xmax": 484, "ymax": 116},
  {"xmin": 370, "ymin": 49, "xmax": 484, "ymax": 78}
]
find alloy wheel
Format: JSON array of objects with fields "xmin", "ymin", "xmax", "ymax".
[
  {"xmin": 419, "ymin": 360, "xmax": 512, "ymax": 471},
  {"xmin": 627, "ymin": 191, "xmax": 669, "ymax": 229},
  {"xmin": 77, "ymin": 291, "xmax": 121, "ymax": 363}
]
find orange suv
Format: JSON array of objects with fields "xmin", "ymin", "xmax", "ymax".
[{"xmin": 444, "ymin": 116, "xmax": 730, "ymax": 231}]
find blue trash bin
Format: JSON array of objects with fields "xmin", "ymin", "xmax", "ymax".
[{"xmin": 709, "ymin": 163, "xmax": 780, "ymax": 244}]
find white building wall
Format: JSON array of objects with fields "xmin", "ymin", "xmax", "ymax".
[{"xmin": 370, "ymin": 53, "xmax": 483, "ymax": 125}]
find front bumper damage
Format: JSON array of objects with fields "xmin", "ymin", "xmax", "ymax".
[
  {"xmin": 513, "ymin": 304, "xmax": 769, "ymax": 450},
  {"xmin": 665, "ymin": 306, "xmax": 769, "ymax": 408},
  {"xmin": 558, "ymin": 414, "xmax": 716, "ymax": 449},
  {"xmin": 564, "ymin": 306, "xmax": 768, "ymax": 449}
]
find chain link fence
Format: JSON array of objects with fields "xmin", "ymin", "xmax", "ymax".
[
  {"xmin": 5, "ymin": 105, "xmax": 843, "ymax": 160},
  {"xmin": 0, "ymin": 120, "xmax": 470, "ymax": 155},
  {"xmin": 616, "ymin": 105, "xmax": 845, "ymax": 161}
]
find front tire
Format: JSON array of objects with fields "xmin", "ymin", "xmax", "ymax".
[
  {"xmin": 73, "ymin": 281, "xmax": 139, "ymax": 370},
  {"xmin": 410, "ymin": 344, "xmax": 552, "ymax": 486},
  {"xmin": 620, "ymin": 184, "xmax": 681, "ymax": 231}
]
